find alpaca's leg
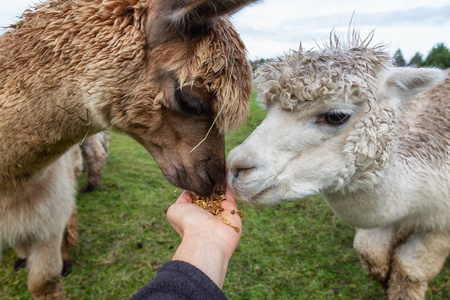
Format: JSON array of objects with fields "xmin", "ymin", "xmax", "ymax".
[
  {"xmin": 354, "ymin": 226, "xmax": 413, "ymax": 291},
  {"xmin": 80, "ymin": 135, "xmax": 107, "ymax": 192},
  {"xmin": 14, "ymin": 241, "xmax": 31, "ymax": 258},
  {"xmin": 387, "ymin": 230, "xmax": 450, "ymax": 300},
  {"xmin": 72, "ymin": 146, "xmax": 83, "ymax": 178},
  {"xmin": 13, "ymin": 241, "xmax": 32, "ymax": 271},
  {"xmin": 27, "ymin": 232, "xmax": 65, "ymax": 300},
  {"xmin": 13, "ymin": 225, "xmax": 77, "ymax": 276},
  {"xmin": 60, "ymin": 205, "xmax": 78, "ymax": 277},
  {"xmin": 354, "ymin": 227, "xmax": 396, "ymax": 285},
  {"xmin": 100, "ymin": 131, "xmax": 111, "ymax": 155}
]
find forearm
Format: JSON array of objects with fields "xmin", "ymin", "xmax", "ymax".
[
  {"xmin": 172, "ymin": 233, "xmax": 231, "ymax": 289},
  {"xmin": 130, "ymin": 260, "xmax": 227, "ymax": 300}
]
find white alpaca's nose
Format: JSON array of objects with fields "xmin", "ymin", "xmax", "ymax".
[
  {"xmin": 227, "ymin": 147, "xmax": 257, "ymax": 179},
  {"xmin": 229, "ymin": 163, "xmax": 255, "ymax": 179}
]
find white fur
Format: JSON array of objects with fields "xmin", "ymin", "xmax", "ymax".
[
  {"xmin": 0, "ymin": 148, "xmax": 78, "ymax": 248},
  {"xmin": 227, "ymin": 37, "xmax": 449, "ymax": 299},
  {"xmin": 0, "ymin": 147, "xmax": 79, "ymax": 299}
]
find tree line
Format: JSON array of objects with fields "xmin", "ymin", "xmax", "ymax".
[{"xmin": 393, "ymin": 43, "xmax": 450, "ymax": 68}]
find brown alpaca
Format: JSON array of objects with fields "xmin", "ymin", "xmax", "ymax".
[
  {"xmin": 0, "ymin": 0, "xmax": 255, "ymax": 299},
  {"xmin": 80, "ymin": 132, "xmax": 111, "ymax": 192}
]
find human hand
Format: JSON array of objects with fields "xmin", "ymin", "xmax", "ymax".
[{"xmin": 167, "ymin": 186, "xmax": 242, "ymax": 288}]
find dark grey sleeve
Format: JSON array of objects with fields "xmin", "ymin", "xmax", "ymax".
[{"xmin": 130, "ymin": 260, "xmax": 228, "ymax": 300}]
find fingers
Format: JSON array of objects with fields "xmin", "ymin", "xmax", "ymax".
[
  {"xmin": 171, "ymin": 187, "xmax": 240, "ymax": 219},
  {"xmin": 168, "ymin": 187, "xmax": 242, "ymax": 239},
  {"xmin": 221, "ymin": 185, "xmax": 239, "ymax": 211},
  {"xmin": 167, "ymin": 191, "xmax": 191, "ymax": 226},
  {"xmin": 175, "ymin": 190, "xmax": 193, "ymax": 204}
]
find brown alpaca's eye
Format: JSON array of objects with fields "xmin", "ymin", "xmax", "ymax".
[
  {"xmin": 323, "ymin": 111, "xmax": 351, "ymax": 126},
  {"xmin": 175, "ymin": 88, "xmax": 203, "ymax": 115}
]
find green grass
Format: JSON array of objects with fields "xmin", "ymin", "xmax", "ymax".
[{"xmin": 1, "ymin": 92, "xmax": 449, "ymax": 299}]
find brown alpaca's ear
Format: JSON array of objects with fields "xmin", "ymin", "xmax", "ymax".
[{"xmin": 148, "ymin": 0, "xmax": 259, "ymax": 46}]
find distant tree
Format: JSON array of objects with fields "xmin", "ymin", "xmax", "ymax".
[
  {"xmin": 421, "ymin": 43, "xmax": 450, "ymax": 69},
  {"xmin": 393, "ymin": 49, "xmax": 406, "ymax": 66},
  {"xmin": 250, "ymin": 58, "xmax": 268, "ymax": 73},
  {"xmin": 408, "ymin": 52, "xmax": 423, "ymax": 66}
]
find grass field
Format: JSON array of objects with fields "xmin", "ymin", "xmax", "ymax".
[{"xmin": 1, "ymin": 92, "xmax": 449, "ymax": 299}]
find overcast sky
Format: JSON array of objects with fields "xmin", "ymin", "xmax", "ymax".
[{"xmin": 1, "ymin": 0, "xmax": 450, "ymax": 62}]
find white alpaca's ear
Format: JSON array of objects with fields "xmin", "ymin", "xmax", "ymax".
[{"xmin": 384, "ymin": 67, "xmax": 446, "ymax": 100}]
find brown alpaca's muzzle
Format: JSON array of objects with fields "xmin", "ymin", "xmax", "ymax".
[
  {"xmin": 171, "ymin": 153, "xmax": 226, "ymax": 196},
  {"xmin": 131, "ymin": 115, "xmax": 226, "ymax": 196}
]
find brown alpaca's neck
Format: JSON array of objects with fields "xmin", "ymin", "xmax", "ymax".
[
  {"xmin": 0, "ymin": 88, "xmax": 100, "ymax": 187},
  {"xmin": 0, "ymin": 1, "xmax": 148, "ymax": 187}
]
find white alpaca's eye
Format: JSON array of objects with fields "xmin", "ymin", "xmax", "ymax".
[
  {"xmin": 318, "ymin": 111, "xmax": 351, "ymax": 126},
  {"xmin": 325, "ymin": 112, "xmax": 351, "ymax": 125}
]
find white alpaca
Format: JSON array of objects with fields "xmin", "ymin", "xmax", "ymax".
[{"xmin": 227, "ymin": 36, "xmax": 450, "ymax": 299}]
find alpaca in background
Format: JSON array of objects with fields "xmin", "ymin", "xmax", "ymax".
[{"xmin": 80, "ymin": 132, "xmax": 111, "ymax": 192}]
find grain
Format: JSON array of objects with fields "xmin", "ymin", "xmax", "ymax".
[
  {"xmin": 190, "ymin": 187, "xmax": 226, "ymax": 216},
  {"xmin": 189, "ymin": 187, "xmax": 242, "ymax": 233}
]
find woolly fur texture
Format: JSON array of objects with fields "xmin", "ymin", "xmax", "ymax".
[
  {"xmin": 228, "ymin": 34, "xmax": 449, "ymax": 300},
  {"xmin": 1, "ymin": 0, "xmax": 256, "ymax": 298}
]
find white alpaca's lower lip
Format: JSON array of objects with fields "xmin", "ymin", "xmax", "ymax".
[
  {"xmin": 252, "ymin": 185, "xmax": 274, "ymax": 201},
  {"xmin": 230, "ymin": 180, "xmax": 275, "ymax": 204},
  {"xmin": 227, "ymin": 170, "xmax": 280, "ymax": 203}
]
